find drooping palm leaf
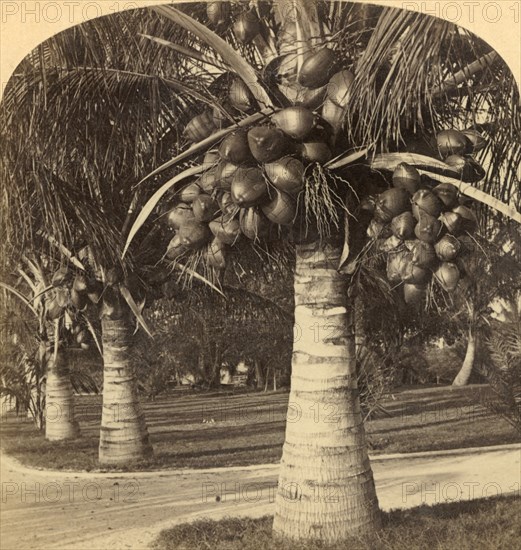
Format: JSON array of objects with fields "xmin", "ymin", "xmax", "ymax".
[{"xmin": 152, "ymin": 5, "xmax": 273, "ymax": 109}]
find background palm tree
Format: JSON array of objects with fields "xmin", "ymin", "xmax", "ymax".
[{"xmin": 0, "ymin": 11, "xmax": 203, "ymax": 465}]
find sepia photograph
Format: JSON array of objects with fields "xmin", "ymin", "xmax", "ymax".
[{"xmin": 0, "ymin": 1, "xmax": 520, "ymax": 549}]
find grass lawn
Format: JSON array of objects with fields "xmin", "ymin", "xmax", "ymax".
[
  {"xmin": 152, "ymin": 495, "xmax": 521, "ymax": 550},
  {"xmin": 0, "ymin": 384, "xmax": 519, "ymax": 472}
]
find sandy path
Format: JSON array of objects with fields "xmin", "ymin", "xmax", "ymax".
[{"xmin": 1, "ymin": 444, "xmax": 519, "ymax": 550}]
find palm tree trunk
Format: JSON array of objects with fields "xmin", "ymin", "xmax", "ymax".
[
  {"xmin": 99, "ymin": 317, "xmax": 153, "ymax": 466},
  {"xmin": 452, "ymin": 328, "xmax": 477, "ymax": 386},
  {"xmin": 45, "ymin": 350, "xmax": 80, "ymax": 441},
  {"xmin": 273, "ymin": 239, "xmax": 381, "ymax": 542},
  {"xmin": 254, "ymin": 359, "xmax": 265, "ymax": 390}
]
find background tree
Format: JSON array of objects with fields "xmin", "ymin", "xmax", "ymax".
[{"xmin": 0, "ymin": 11, "xmax": 206, "ymax": 465}]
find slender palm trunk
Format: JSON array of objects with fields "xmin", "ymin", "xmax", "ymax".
[
  {"xmin": 452, "ymin": 328, "xmax": 477, "ymax": 386},
  {"xmin": 254, "ymin": 359, "xmax": 265, "ymax": 390},
  {"xmin": 45, "ymin": 350, "xmax": 80, "ymax": 440},
  {"xmin": 99, "ymin": 317, "xmax": 153, "ymax": 466},
  {"xmin": 273, "ymin": 239, "xmax": 381, "ymax": 542}
]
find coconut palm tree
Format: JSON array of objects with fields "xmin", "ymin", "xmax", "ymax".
[
  {"xmin": 451, "ymin": 221, "xmax": 521, "ymax": 386},
  {"xmin": 120, "ymin": 3, "xmax": 520, "ymax": 541},
  {"xmin": 0, "ymin": 256, "xmax": 101, "ymax": 439},
  {"xmin": 2, "ymin": 0, "xmax": 520, "ymax": 541},
  {"xmin": 0, "ymin": 11, "xmax": 205, "ymax": 465}
]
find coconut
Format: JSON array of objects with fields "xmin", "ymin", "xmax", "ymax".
[
  {"xmin": 412, "ymin": 189, "xmax": 444, "ymax": 218},
  {"xmin": 387, "ymin": 249, "xmax": 414, "ymax": 283},
  {"xmin": 197, "ymin": 169, "xmax": 216, "ymax": 194},
  {"xmin": 231, "ymin": 166, "xmax": 269, "ymax": 207},
  {"xmin": 240, "ymin": 207, "xmax": 273, "ymax": 241},
  {"xmin": 379, "ymin": 235, "xmax": 403, "ymax": 252},
  {"xmin": 207, "ymin": 2, "xmax": 230, "ymax": 26},
  {"xmin": 71, "ymin": 288, "xmax": 87, "ymax": 310},
  {"xmin": 327, "ymin": 69, "xmax": 355, "ymax": 107},
  {"xmin": 367, "ymin": 219, "xmax": 392, "ymax": 239},
  {"xmin": 391, "ymin": 211, "xmax": 416, "ymax": 240},
  {"xmin": 178, "ymin": 220, "xmax": 212, "ymax": 250},
  {"xmin": 374, "ymin": 188, "xmax": 410, "ymax": 223},
  {"xmin": 209, "ymin": 216, "xmax": 241, "ymax": 244},
  {"xmin": 203, "ymin": 150, "xmax": 220, "ymax": 168},
  {"xmin": 215, "ymin": 162, "xmax": 240, "ymax": 191},
  {"xmin": 439, "ymin": 211, "xmax": 463, "ymax": 235},
  {"xmin": 321, "ymin": 98, "xmax": 344, "ymax": 130},
  {"xmin": 192, "ymin": 195, "xmax": 220, "ymax": 222},
  {"xmin": 300, "ymin": 86, "xmax": 328, "ymax": 110},
  {"xmin": 435, "ymin": 235, "xmax": 461, "ymax": 261},
  {"xmin": 452, "ymin": 205, "xmax": 478, "ymax": 232},
  {"xmin": 72, "ymin": 275, "xmax": 88, "ymax": 293},
  {"xmin": 233, "ymin": 9, "xmax": 260, "ymax": 44},
  {"xmin": 462, "ymin": 128, "xmax": 487, "ymax": 153},
  {"xmin": 51, "ymin": 267, "xmax": 69, "ymax": 287},
  {"xmin": 403, "ymin": 264, "xmax": 431, "ymax": 285},
  {"xmin": 264, "ymin": 156, "xmax": 304, "ymax": 195},
  {"xmin": 229, "ymin": 76, "xmax": 256, "ymax": 112},
  {"xmin": 271, "ymin": 106, "xmax": 316, "ymax": 140},
  {"xmin": 432, "ymin": 183, "xmax": 458, "ymax": 209},
  {"xmin": 414, "ymin": 213, "xmax": 443, "ymax": 244},
  {"xmin": 218, "ymin": 131, "xmax": 255, "ymax": 165},
  {"xmin": 219, "ymin": 192, "xmax": 237, "ymax": 218},
  {"xmin": 166, "ymin": 234, "xmax": 188, "ymax": 260},
  {"xmin": 206, "ymin": 238, "xmax": 227, "ymax": 270},
  {"xmin": 53, "ymin": 287, "xmax": 69, "ymax": 308},
  {"xmin": 46, "ymin": 298, "xmax": 63, "ymax": 321},
  {"xmin": 444, "ymin": 155, "xmax": 485, "ymax": 183},
  {"xmin": 300, "ymin": 141, "xmax": 332, "ymax": 164},
  {"xmin": 262, "ymin": 190, "xmax": 296, "ymax": 225},
  {"xmin": 166, "ymin": 204, "xmax": 195, "ymax": 229},
  {"xmin": 212, "ymin": 103, "xmax": 235, "ymax": 129},
  {"xmin": 179, "ymin": 183, "xmax": 201, "ymax": 203},
  {"xmin": 436, "ymin": 129, "xmax": 469, "ymax": 158},
  {"xmin": 392, "ymin": 163, "xmax": 421, "ymax": 195},
  {"xmin": 183, "ymin": 111, "xmax": 216, "ymax": 142},
  {"xmin": 434, "ymin": 262, "xmax": 460, "ymax": 292},
  {"xmin": 404, "ymin": 283, "xmax": 427, "ymax": 305},
  {"xmin": 247, "ymin": 126, "xmax": 293, "ymax": 163},
  {"xmin": 298, "ymin": 48, "xmax": 337, "ymax": 89},
  {"xmin": 410, "ymin": 241, "xmax": 438, "ymax": 269}
]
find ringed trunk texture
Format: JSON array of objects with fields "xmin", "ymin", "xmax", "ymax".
[
  {"xmin": 45, "ymin": 350, "xmax": 80, "ymax": 441},
  {"xmin": 452, "ymin": 328, "xmax": 476, "ymax": 386},
  {"xmin": 273, "ymin": 240, "xmax": 381, "ymax": 542},
  {"xmin": 99, "ymin": 318, "xmax": 153, "ymax": 466}
]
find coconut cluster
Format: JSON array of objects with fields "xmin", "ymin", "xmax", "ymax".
[
  {"xmin": 45, "ymin": 265, "xmax": 143, "ymax": 343},
  {"xmin": 365, "ymin": 128, "xmax": 486, "ymax": 304},
  {"xmin": 436, "ymin": 128, "xmax": 487, "ymax": 182},
  {"xmin": 41, "ymin": 269, "xmax": 98, "ymax": 349},
  {"xmin": 165, "ymin": 30, "xmax": 356, "ymax": 270},
  {"xmin": 166, "ymin": 90, "xmax": 352, "ymax": 269}
]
